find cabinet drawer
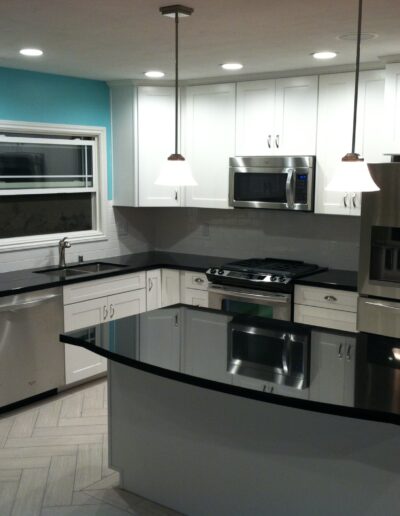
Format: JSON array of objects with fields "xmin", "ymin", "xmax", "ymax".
[
  {"xmin": 183, "ymin": 271, "xmax": 208, "ymax": 291},
  {"xmin": 294, "ymin": 304, "xmax": 357, "ymax": 332},
  {"xmin": 294, "ymin": 285, "xmax": 358, "ymax": 312},
  {"xmin": 63, "ymin": 272, "xmax": 146, "ymax": 305},
  {"xmin": 64, "ymin": 297, "xmax": 107, "ymax": 332},
  {"xmin": 184, "ymin": 288, "xmax": 209, "ymax": 307}
]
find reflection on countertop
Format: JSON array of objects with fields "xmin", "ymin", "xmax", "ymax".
[{"xmin": 61, "ymin": 305, "xmax": 400, "ymax": 426}]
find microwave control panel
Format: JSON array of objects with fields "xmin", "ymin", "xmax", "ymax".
[{"xmin": 294, "ymin": 173, "xmax": 308, "ymax": 204}]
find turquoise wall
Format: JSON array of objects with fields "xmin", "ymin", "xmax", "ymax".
[{"xmin": 0, "ymin": 67, "xmax": 112, "ymax": 198}]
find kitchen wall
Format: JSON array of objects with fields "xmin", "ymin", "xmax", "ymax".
[
  {"xmin": 153, "ymin": 208, "xmax": 361, "ymax": 270},
  {"xmin": 0, "ymin": 67, "xmax": 154, "ymax": 273}
]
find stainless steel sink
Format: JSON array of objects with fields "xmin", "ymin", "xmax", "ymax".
[{"xmin": 36, "ymin": 262, "xmax": 127, "ymax": 276}]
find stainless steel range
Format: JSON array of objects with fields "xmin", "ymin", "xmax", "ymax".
[{"xmin": 207, "ymin": 258, "xmax": 324, "ymax": 321}]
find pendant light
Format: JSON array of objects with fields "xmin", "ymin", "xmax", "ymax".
[
  {"xmin": 325, "ymin": 0, "xmax": 379, "ymax": 193},
  {"xmin": 155, "ymin": 4, "xmax": 197, "ymax": 187}
]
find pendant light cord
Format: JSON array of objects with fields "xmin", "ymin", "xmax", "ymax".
[
  {"xmin": 351, "ymin": 0, "xmax": 363, "ymax": 154},
  {"xmin": 174, "ymin": 12, "xmax": 179, "ymax": 155}
]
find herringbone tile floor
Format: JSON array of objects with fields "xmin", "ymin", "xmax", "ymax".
[{"xmin": 0, "ymin": 378, "xmax": 181, "ymax": 516}]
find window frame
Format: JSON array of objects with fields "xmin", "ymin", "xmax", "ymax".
[{"xmin": 0, "ymin": 120, "xmax": 108, "ymax": 252}]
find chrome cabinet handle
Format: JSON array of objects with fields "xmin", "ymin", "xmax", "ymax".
[
  {"xmin": 338, "ymin": 343, "xmax": 343, "ymax": 359},
  {"xmin": 275, "ymin": 134, "xmax": 280, "ymax": 148},
  {"xmin": 346, "ymin": 344, "xmax": 351, "ymax": 361},
  {"xmin": 103, "ymin": 305, "xmax": 108, "ymax": 320},
  {"xmin": 351, "ymin": 192, "xmax": 357, "ymax": 208},
  {"xmin": 174, "ymin": 313, "xmax": 179, "ymax": 326},
  {"xmin": 194, "ymin": 277, "xmax": 204, "ymax": 284},
  {"xmin": 324, "ymin": 295, "xmax": 337, "ymax": 302},
  {"xmin": 148, "ymin": 278, "xmax": 153, "ymax": 291},
  {"xmin": 174, "ymin": 190, "xmax": 178, "ymax": 201},
  {"xmin": 343, "ymin": 193, "xmax": 348, "ymax": 208},
  {"xmin": 267, "ymin": 135, "xmax": 272, "ymax": 148},
  {"xmin": 109, "ymin": 304, "xmax": 115, "ymax": 319}
]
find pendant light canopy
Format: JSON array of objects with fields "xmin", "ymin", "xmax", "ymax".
[
  {"xmin": 154, "ymin": 4, "xmax": 197, "ymax": 187},
  {"xmin": 325, "ymin": 0, "xmax": 379, "ymax": 193}
]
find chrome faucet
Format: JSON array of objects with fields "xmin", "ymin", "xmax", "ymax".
[{"xmin": 58, "ymin": 237, "xmax": 71, "ymax": 268}]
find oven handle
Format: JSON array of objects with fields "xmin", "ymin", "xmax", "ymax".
[{"xmin": 208, "ymin": 286, "xmax": 290, "ymax": 304}]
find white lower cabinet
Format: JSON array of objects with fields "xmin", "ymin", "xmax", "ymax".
[
  {"xmin": 182, "ymin": 310, "xmax": 232, "ymax": 384},
  {"xmin": 181, "ymin": 270, "xmax": 209, "ymax": 307},
  {"xmin": 63, "ymin": 276, "xmax": 146, "ymax": 385},
  {"xmin": 309, "ymin": 331, "xmax": 356, "ymax": 406},
  {"xmin": 161, "ymin": 269, "xmax": 181, "ymax": 307},
  {"xmin": 294, "ymin": 285, "xmax": 358, "ymax": 332},
  {"xmin": 146, "ymin": 269, "xmax": 162, "ymax": 311},
  {"xmin": 139, "ymin": 308, "xmax": 181, "ymax": 370}
]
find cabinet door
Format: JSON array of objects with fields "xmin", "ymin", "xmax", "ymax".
[
  {"xmin": 161, "ymin": 269, "xmax": 180, "ymax": 307},
  {"xmin": 184, "ymin": 83, "xmax": 236, "ymax": 208},
  {"xmin": 65, "ymin": 332, "xmax": 107, "ymax": 385},
  {"xmin": 182, "ymin": 310, "xmax": 232, "ymax": 384},
  {"xmin": 384, "ymin": 63, "xmax": 400, "ymax": 154},
  {"xmin": 146, "ymin": 269, "xmax": 162, "ymax": 311},
  {"xmin": 139, "ymin": 308, "xmax": 181, "ymax": 370},
  {"xmin": 274, "ymin": 76, "xmax": 318, "ymax": 155},
  {"xmin": 137, "ymin": 87, "xmax": 181, "ymax": 207},
  {"xmin": 184, "ymin": 288, "xmax": 209, "ymax": 307},
  {"xmin": 315, "ymin": 73, "xmax": 354, "ymax": 215},
  {"xmin": 309, "ymin": 331, "xmax": 346, "ymax": 405},
  {"xmin": 235, "ymin": 80, "xmax": 276, "ymax": 155},
  {"xmin": 109, "ymin": 289, "xmax": 146, "ymax": 321},
  {"xmin": 64, "ymin": 297, "xmax": 108, "ymax": 332}
]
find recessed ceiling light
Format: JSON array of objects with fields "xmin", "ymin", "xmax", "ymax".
[
  {"xmin": 144, "ymin": 70, "xmax": 165, "ymax": 78},
  {"xmin": 339, "ymin": 32, "xmax": 377, "ymax": 41},
  {"xmin": 221, "ymin": 63, "xmax": 243, "ymax": 71},
  {"xmin": 19, "ymin": 48, "xmax": 43, "ymax": 57},
  {"xmin": 312, "ymin": 51, "xmax": 337, "ymax": 60}
]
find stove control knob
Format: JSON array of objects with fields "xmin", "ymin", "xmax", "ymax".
[
  {"xmin": 270, "ymin": 275, "xmax": 277, "ymax": 281},
  {"xmin": 218, "ymin": 269, "xmax": 225, "ymax": 275},
  {"xmin": 279, "ymin": 277, "xmax": 286, "ymax": 283},
  {"xmin": 210, "ymin": 268, "xmax": 217, "ymax": 274}
]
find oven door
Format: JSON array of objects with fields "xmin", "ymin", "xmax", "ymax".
[
  {"xmin": 208, "ymin": 284, "xmax": 291, "ymax": 321},
  {"xmin": 228, "ymin": 320, "xmax": 309, "ymax": 389}
]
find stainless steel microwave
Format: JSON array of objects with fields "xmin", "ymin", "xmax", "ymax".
[{"xmin": 229, "ymin": 156, "xmax": 315, "ymax": 211}]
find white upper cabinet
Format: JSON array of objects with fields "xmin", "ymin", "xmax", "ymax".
[
  {"xmin": 137, "ymin": 87, "xmax": 181, "ymax": 207},
  {"xmin": 111, "ymin": 85, "xmax": 180, "ymax": 207},
  {"xmin": 236, "ymin": 76, "xmax": 318, "ymax": 156},
  {"xmin": 184, "ymin": 83, "xmax": 236, "ymax": 209},
  {"xmin": 315, "ymin": 70, "xmax": 387, "ymax": 216},
  {"xmin": 384, "ymin": 63, "xmax": 400, "ymax": 154}
]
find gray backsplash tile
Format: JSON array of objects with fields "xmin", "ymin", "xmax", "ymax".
[{"xmin": 152, "ymin": 208, "xmax": 360, "ymax": 270}]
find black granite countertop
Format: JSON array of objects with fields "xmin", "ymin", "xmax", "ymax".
[
  {"xmin": 0, "ymin": 251, "xmax": 358, "ymax": 298},
  {"xmin": 294, "ymin": 269, "xmax": 358, "ymax": 292},
  {"xmin": 60, "ymin": 305, "xmax": 400, "ymax": 426},
  {"xmin": 0, "ymin": 251, "xmax": 231, "ymax": 298}
]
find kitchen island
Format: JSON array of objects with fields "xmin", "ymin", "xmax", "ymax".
[{"xmin": 60, "ymin": 305, "xmax": 400, "ymax": 516}]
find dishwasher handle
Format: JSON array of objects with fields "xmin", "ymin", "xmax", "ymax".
[{"xmin": 0, "ymin": 293, "xmax": 62, "ymax": 312}]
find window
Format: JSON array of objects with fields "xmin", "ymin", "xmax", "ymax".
[{"xmin": 0, "ymin": 121, "xmax": 107, "ymax": 251}]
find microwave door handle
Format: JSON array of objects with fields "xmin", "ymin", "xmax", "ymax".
[
  {"xmin": 285, "ymin": 169, "xmax": 295, "ymax": 208},
  {"xmin": 282, "ymin": 333, "xmax": 290, "ymax": 375}
]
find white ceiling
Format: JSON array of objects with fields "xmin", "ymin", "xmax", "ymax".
[{"xmin": 0, "ymin": 0, "xmax": 399, "ymax": 82}]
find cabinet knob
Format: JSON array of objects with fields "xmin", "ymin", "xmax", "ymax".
[
  {"xmin": 343, "ymin": 193, "xmax": 349, "ymax": 208},
  {"xmin": 351, "ymin": 192, "xmax": 357, "ymax": 208},
  {"xmin": 324, "ymin": 295, "xmax": 337, "ymax": 302},
  {"xmin": 338, "ymin": 343, "xmax": 343, "ymax": 359},
  {"xmin": 103, "ymin": 306, "xmax": 108, "ymax": 320},
  {"xmin": 346, "ymin": 344, "xmax": 352, "ymax": 361},
  {"xmin": 275, "ymin": 134, "xmax": 280, "ymax": 148},
  {"xmin": 194, "ymin": 277, "xmax": 204, "ymax": 284},
  {"xmin": 109, "ymin": 304, "xmax": 115, "ymax": 319},
  {"xmin": 174, "ymin": 190, "xmax": 178, "ymax": 201},
  {"xmin": 148, "ymin": 278, "xmax": 153, "ymax": 291},
  {"xmin": 267, "ymin": 135, "xmax": 272, "ymax": 148}
]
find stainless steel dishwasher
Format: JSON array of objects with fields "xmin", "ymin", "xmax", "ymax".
[{"xmin": 0, "ymin": 287, "xmax": 65, "ymax": 408}]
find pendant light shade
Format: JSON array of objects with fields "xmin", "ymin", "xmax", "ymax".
[
  {"xmin": 155, "ymin": 153, "xmax": 197, "ymax": 186},
  {"xmin": 325, "ymin": 0, "xmax": 379, "ymax": 193},
  {"xmin": 326, "ymin": 153, "xmax": 379, "ymax": 192},
  {"xmin": 155, "ymin": 4, "xmax": 197, "ymax": 187}
]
